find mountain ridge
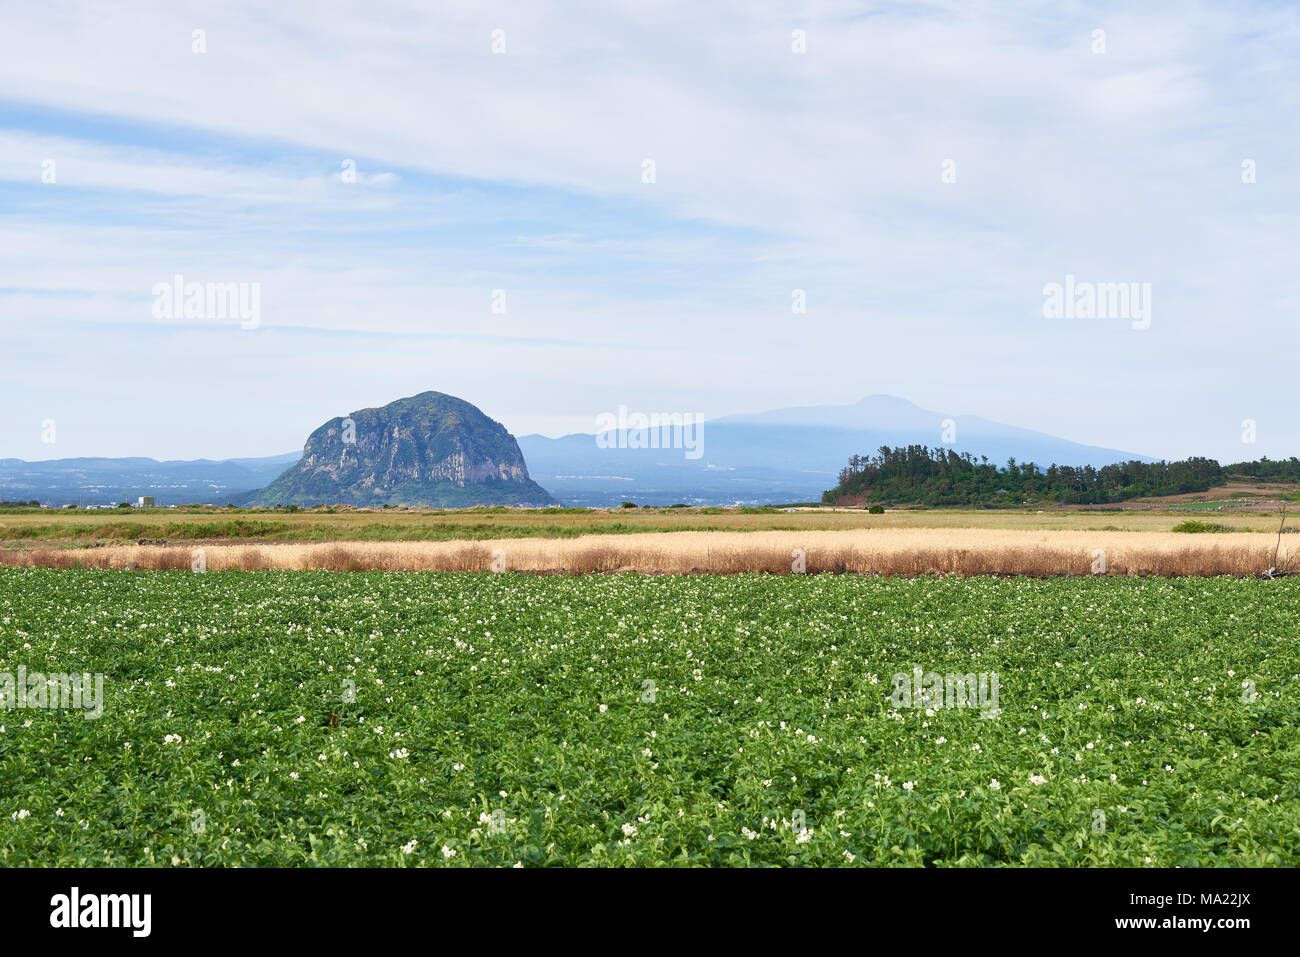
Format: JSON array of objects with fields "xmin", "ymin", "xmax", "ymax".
[
  {"xmin": 517, "ymin": 394, "xmax": 1152, "ymax": 505},
  {"xmin": 4, "ymin": 394, "xmax": 1155, "ymax": 507}
]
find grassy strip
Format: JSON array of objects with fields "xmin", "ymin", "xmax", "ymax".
[{"xmin": 0, "ymin": 520, "xmax": 815, "ymax": 544}]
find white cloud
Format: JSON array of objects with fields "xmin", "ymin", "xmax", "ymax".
[{"xmin": 0, "ymin": 0, "xmax": 1297, "ymax": 461}]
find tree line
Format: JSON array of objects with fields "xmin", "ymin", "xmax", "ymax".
[{"xmin": 823, "ymin": 446, "xmax": 1300, "ymax": 506}]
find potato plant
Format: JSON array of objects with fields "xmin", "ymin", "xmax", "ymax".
[{"xmin": 1, "ymin": 569, "xmax": 1295, "ymax": 866}]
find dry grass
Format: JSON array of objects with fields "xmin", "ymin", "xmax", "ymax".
[{"xmin": 0, "ymin": 529, "xmax": 1284, "ymax": 577}]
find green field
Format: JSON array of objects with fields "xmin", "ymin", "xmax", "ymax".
[{"xmin": 1, "ymin": 569, "xmax": 1296, "ymax": 866}]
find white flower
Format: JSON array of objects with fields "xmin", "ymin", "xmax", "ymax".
[
  {"xmin": 452, "ymin": 763, "xmax": 465, "ymax": 772},
  {"xmin": 741, "ymin": 827, "xmax": 759, "ymax": 840},
  {"xmin": 163, "ymin": 734, "xmax": 182, "ymax": 745},
  {"xmin": 389, "ymin": 748, "xmax": 409, "ymax": 760},
  {"xmin": 441, "ymin": 845, "xmax": 456, "ymax": 858},
  {"xmin": 989, "ymin": 779, "xmax": 1001, "ymax": 790},
  {"xmin": 902, "ymin": 781, "xmax": 915, "ymax": 791},
  {"xmin": 621, "ymin": 822, "xmax": 637, "ymax": 837},
  {"xmin": 289, "ymin": 772, "xmax": 299, "ymax": 780},
  {"xmin": 1029, "ymin": 774, "xmax": 1046, "ymax": 785},
  {"xmin": 401, "ymin": 839, "xmax": 418, "ymax": 855},
  {"xmin": 598, "ymin": 704, "xmax": 608, "ymax": 713},
  {"xmin": 11, "ymin": 809, "xmax": 29, "ymax": 821}
]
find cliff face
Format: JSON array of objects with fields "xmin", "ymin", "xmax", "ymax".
[{"xmin": 242, "ymin": 392, "xmax": 554, "ymax": 507}]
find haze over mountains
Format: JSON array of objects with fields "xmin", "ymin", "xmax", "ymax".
[
  {"xmin": 0, "ymin": 453, "xmax": 299, "ymax": 507},
  {"xmin": 3, "ymin": 394, "xmax": 1149, "ymax": 507},
  {"xmin": 518, "ymin": 395, "xmax": 1150, "ymax": 506}
]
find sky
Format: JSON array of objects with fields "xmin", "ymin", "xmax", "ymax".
[{"xmin": 1, "ymin": 0, "xmax": 1297, "ymax": 464}]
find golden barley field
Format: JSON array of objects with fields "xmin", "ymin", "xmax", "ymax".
[
  {"xmin": 4, "ymin": 500, "xmax": 1296, "ymax": 576},
  {"xmin": 4, "ymin": 528, "xmax": 1292, "ymax": 577}
]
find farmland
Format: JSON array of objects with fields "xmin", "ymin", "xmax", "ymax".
[
  {"xmin": 0, "ymin": 500, "xmax": 1292, "ymax": 550},
  {"xmin": 3, "ymin": 501, "xmax": 1297, "ymax": 577},
  {"xmin": 2, "ymin": 569, "xmax": 1296, "ymax": 866}
]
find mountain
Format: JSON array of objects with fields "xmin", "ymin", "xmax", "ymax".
[
  {"xmin": 3, "ymin": 394, "xmax": 1152, "ymax": 509},
  {"xmin": 0, "ymin": 453, "xmax": 300, "ymax": 507},
  {"xmin": 235, "ymin": 392, "xmax": 553, "ymax": 507},
  {"xmin": 517, "ymin": 395, "xmax": 1151, "ymax": 506}
]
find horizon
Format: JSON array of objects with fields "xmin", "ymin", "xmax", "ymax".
[
  {"xmin": 2, "ymin": 391, "xmax": 1161, "ymax": 466},
  {"xmin": 2, "ymin": 388, "xmax": 1295, "ymax": 469}
]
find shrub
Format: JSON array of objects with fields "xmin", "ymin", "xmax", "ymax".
[
  {"xmin": 1172, "ymin": 520, "xmax": 1231, "ymax": 534},
  {"xmin": 868, "ymin": 504, "xmax": 885, "ymax": 514}
]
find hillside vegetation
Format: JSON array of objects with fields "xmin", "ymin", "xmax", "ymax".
[{"xmin": 825, "ymin": 446, "xmax": 1300, "ymax": 507}]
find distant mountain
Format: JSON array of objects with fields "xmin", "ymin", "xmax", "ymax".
[
  {"xmin": 518, "ymin": 395, "xmax": 1151, "ymax": 506},
  {"xmin": 0, "ymin": 453, "xmax": 299, "ymax": 507},
  {"xmin": 2, "ymin": 394, "xmax": 1153, "ymax": 509},
  {"xmin": 235, "ymin": 391, "xmax": 553, "ymax": 507}
]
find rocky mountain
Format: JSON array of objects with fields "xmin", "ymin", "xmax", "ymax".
[
  {"xmin": 238, "ymin": 392, "xmax": 553, "ymax": 507},
  {"xmin": 10, "ymin": 394, "xmax": 1154, "ymax": 509}
]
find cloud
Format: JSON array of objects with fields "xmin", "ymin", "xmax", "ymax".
[{"xmin": 0, "ymin": 0, "xmax": 1297, "ymax": 462}]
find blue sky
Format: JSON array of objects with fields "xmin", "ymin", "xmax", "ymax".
[{"xmin": 1, "ymin": 0, "xmax": 1297, "ymax": 463}]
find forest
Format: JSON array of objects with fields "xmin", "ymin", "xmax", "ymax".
[{"xmin": 823, "ymin": 446, "xmax": 1300, "ymax": 506}]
